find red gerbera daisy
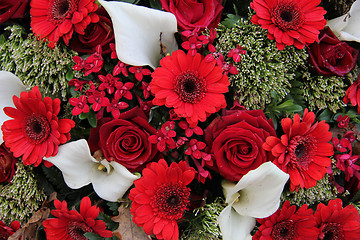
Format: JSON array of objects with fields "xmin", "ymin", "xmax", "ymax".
[
  {"xmin": 43, "ymin": 197, "xmax": 113, "ymax": 240},
  {"xmin": 30, "ymin": 0, "xmax": 99, "ymax": 48},
  {"xmin": 250, "ymin": 0, "xmax": 327, "ymax": 50},
  {"xmin": 253, "ymin": 201, "xmax": 319, "ymax": 240},
  {"xmin": 129, "ymin": 159, "xmax": 195, "ymax": 240},
  {"xmin": 150, "ymin": 50, "xmax": 229, "ymax": 127},
  {"xmin": 315, "ymin": 198, "xmax": 360, "ymax": 240},
  {"xmin": 1, "ymin": 86, "xmax": 75, "ymax": 166},
  {"xmin": 263, "ymin": 109, "xmax": 333, "ymax": 191}
]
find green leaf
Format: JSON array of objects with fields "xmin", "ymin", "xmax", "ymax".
[
  {"xmin": 0, "ymin": 34, "xmax": 5, "ymax": 45},
  {"xmin": 84, "ymin": 232, "xmax": 104, "ymax": 240},
  {"xmin": 98, "ymin": 212, "xmax": 119, "ymax": 232},
  {"xmin": 66, "ymin": 70, "xmax": 74, "ymax": 81},
  {"xmin": 69, "ymin": 86, "xmax": 78, "ymax": 97},
  {"xmin": 282, "ymin": 105, "xmax": 303, "ymax": 112},
  {"xmin": 88, "ymin": 111, "xmax": 97, "ymax": 128},
  {"xmin": 317, "ymin": 109, "xmax": 333, "ymax": 122},
  {"xmin": 149, "ymin": 0, "xmax": 162, "ymax": 9},
  {"xmin": 107, "ymin": 202, "xmax": 120, "ymax": 215},
  {"xmin": 351, "ymin": 189, "xmax": 360, "ymax": 202},
  {"xmin": 275, "ymin": 100, "xmax": 295, "ymax": 109},
  {"xmin": 221, "ymin": 14, "xmax": 240, "ymax": 28},
  {"xmin": 79, "ymin": 112, "xmax": 89, "ymax": 120}
]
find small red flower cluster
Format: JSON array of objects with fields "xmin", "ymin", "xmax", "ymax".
[
  {"xmin": 331, "ymin": 131, "xmax": 360, "ymax": 193},
  {"xmin": 70, "ymin": 45, "xmax": 153, "ymax": 118},
  {"xmin": 254, "ymin": 199, "xmax": 360, "ymax": 240},
  {"xmin": 180, "ymin": 28, "xmax": 245, "ymax": 76}
]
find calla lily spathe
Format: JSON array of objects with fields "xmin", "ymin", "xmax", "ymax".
[
  {"xmin": 98, "ymin": 0, "xmax": 178, "ymax": 69},
  {"xmin": 327, "ymin": 0, "xmax": 360, "ymax": 42},
  {"xmin": 0, "ymin": 71, "xmax": 26, "ymax": 144},
  {"xmin": 44, "ymin": 139, "xmax": 139, "ymax": 202},
  {"xmin": 218, "ymin": 162, "xmax": 289, "ymax": 240}
]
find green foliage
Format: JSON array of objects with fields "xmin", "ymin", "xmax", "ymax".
[
  {"xmin": 107, "ymin": 202, "xmax": 120, "ymax": 216},
  {"xmin": 0, "ymin": 161, "xmax": 46, "ymax": 224},
  {"xmin": 0, "ymin": 25, "xmax": 80, "ymax": 100},
  {"xmin": 180, "ymin": 198, "xmax": 225, "ymax": 240},
  {"xmin": 98, "ymin": 212, "xmax": 119, "ymax": 232},
  {"xmin": 41, "ymin": 164, "xmax": 72, "ymax": 196},
  {"xmin": 216, "ymin": 17, "xmax": 308, "ymax": 110},
  {"xmin": 296, "ymin": 65, "xmax": 358, "ymax": 113},
  {"xmin": 281, "ymin": 174, "xmax": 339, "ymax": 208},
  {"xmin": 265, "ymin": 91, "xmax": 303, "ymax": 130},
  {"xmin": 84, "ymin": 211, "xmax": 120, "ymax": 240},
  {"xmin": 84, "ymin": 232, "xmax": 120, "ymax": 240},
  {"xmin": 216, "ymin": 15, "xmax": 357, "ymax": 112}
]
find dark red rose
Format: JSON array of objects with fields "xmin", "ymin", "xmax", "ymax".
[
  {"xmin": 70, "ymin": 7, "xmax": 114, "ymax": 54},
  {"xmin": 0, "ymin": 0, "xmax": 29, "ymax": 24},
  {"xmin": 308, "ymin": 27, "xmax": 359, "ymax": 77},
  {"xmin": 0, "ymin": 220, "xmax": 20, "ymax": 239},
  {"xmin": 88, "ymin": 107, "xmax": 158, "ymax": 172},
  {"xmin": 160, "ymin": 0, "xmax": 223, "ymax": 33},
  {"xmin": 0, "ymin": 143, "xmax": 17, "ymax": 183},
  {"xmin": 204, "ymin": 109, "xmax": 276, "ymax": 182}
]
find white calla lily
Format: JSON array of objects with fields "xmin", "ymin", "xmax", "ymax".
[
  {"xmin": 98, "ymin": 0, "xmax": 178, "ymax": 69},
  {"xmin": 44, "ymin": 139, "xmax": 139, "ymax": 202},
  {"xmin": 0, "ymin": 71, "xmax": 26, "ymax": 144},
  {"xmin": 327, "ymin": 0, "xmax": 360, "ymax": 42},
  {"xmin": 218, "ymin": 162, "xmax": 289, "ymax": 240}
]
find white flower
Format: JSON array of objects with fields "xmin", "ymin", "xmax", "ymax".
[
  {"xmin": 218, "ymin": 162, "xmax": 289, "ymax": 240},
  {"xmin": 0, "ymin": 71, "xmax": 26, "ymax": 144},
  {"xmin": 98, "ymin": 0, "xmax": 178, "ymax": 69},
  {"xmin": 44, "ymin": 139, "xmax": 139, "ymax": 202},
  {"xmin": 327, "ymin": 0, "xmax": 360, "ymax": 42}
]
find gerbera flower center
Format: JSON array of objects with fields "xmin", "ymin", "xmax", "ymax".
[
  {"xmin": 288, "ymin": 135, "xmax": 317, "ymax": 169},
  {"xmin": 273, "ymin": 3, "xmax": 304, "ymax": 31},
  {"xmin": 174, "ymin": 70, "xmax": 207, "ymax": 103},
  {"xmin": 151, "ymin": 183, "xmax": 190, "ymax": 220},
  {"xmin": 271, "ymin": 220, "xmax": 296, "ymax": 239},
  {"xmin": 320, "ymin": 223, "xmax": 344, "ymax": 240},
  {"xmin": 25, "ymin": 114, "xmax": 51, "ymax": 144},
  {"xmin": 50, "ymin": 0, "xmax": 76, "ymax": 22},
  {"xmin": 67, "ymin": 221, "xmax": 93, "ymax": 240}
]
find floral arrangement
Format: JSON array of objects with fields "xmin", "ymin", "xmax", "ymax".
[{"xmin": 0, "ymin": 0, "xmax": 360, "ymax": 239}]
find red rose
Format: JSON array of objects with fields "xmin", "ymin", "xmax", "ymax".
[
  {"xmin": 0, "ymin": 0, "xmax": 29, "ymax": 24},
  {"xmin": 204, "ymin": 109, "xmax": 276, "ymax": 182},
  {"xmin": 308, "ymin": 27, "xmax": 359, "ymax": 77},
  {"xmin": 160, "ymin": 0, "xmax": 223, "ymax": 33},
  {"xmin": 70, "ymin": 7, "xmax": 115, "ymax": 54},
  {"xmin": 0, "ymin": 143, "xmax": 17, "ymax": 183},
  {"xmin": 88, "ymin": 107, "xmax": 158, "ymax": 172}
]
